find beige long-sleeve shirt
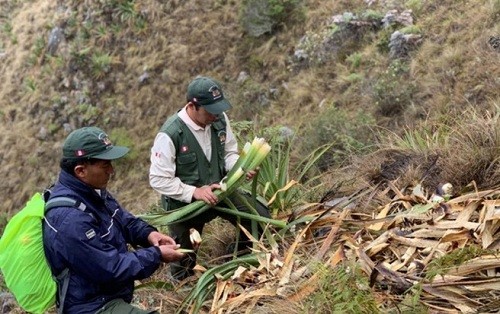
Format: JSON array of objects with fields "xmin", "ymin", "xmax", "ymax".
[{"xmin": 149, "ymin": 107, "xmax": 239, "ymax": 203}]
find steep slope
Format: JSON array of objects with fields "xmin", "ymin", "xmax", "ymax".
[{"xmin": 0, "ymin": 0, "xmax": 498, "ymax": 222}]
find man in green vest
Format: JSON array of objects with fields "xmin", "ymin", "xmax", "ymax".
[{"xmin": 149, "ymin": 76, "xmax": 270, "ymax": 280}]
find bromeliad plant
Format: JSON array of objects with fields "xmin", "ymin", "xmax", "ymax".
[
  {"xmin": 142, "ymin": 137, "xmax": 286, "ymax": 230},
  {"xmin": 140, "ymin": 131, "xmax": 326, "ymax": 313}
]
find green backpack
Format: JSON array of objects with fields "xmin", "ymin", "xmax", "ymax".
[{"xmin": 0, "ymin": 192, "xmax": 76, "ymax": 314}]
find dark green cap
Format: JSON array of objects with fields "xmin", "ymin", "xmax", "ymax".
[
  {"xmin": 187, "ymin": 76, "xmax": 232, "ymax": 114},
  {"xmin": 63, "ymin": 127, "xmax": 129, "ymax": 160}
]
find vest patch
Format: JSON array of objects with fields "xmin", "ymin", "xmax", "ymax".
[
  {"xmin": 180, "ymin": 145, "xmax": 189, "ymax": 153},
  {"xmin": 218, "ymin": 131, "xmax": 227, "ymax": 145}
]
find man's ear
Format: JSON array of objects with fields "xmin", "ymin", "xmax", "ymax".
[{"xmin": 74, "ymin": 164, "xmax": 86, "ymax": 179}]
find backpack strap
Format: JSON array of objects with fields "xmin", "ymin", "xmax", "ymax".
[
  {"xmin": 45, "ymin": 197, "xmax": 87, "ymax": 212},
  {"xmin": 55, "ymin": 268, "xmax": 70, "ymax": 314},
  {"xmin": 44, "ymin": 196, "xmax": 86, "ymax": 314}
]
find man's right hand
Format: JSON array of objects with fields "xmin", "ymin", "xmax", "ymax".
[
  {"xmin": 193, "ymin": 184, "xmax": 221, "ymax": 206},
  {"xmin": 158, "ymin": 244, "xmax": 185, "ymax": 262}
]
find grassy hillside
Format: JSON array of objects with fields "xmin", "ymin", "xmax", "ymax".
[
  {"xmin": 0, "ymin": 0, "xmax": 499, "ymax": 312},
  {"xmin": 0, "ymin": 0, "xmax": 498, "ymax": 218}
]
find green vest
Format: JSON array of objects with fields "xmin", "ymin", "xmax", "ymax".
[{"xmin": 159, "ymin": 113, "xmax": 227, "ymax": 210}]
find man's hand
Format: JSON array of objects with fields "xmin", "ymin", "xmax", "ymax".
[
  {"xmin": 158, "ymin": 244, "xmax": 185, "ymax": 262},
  {"xmin": 193, "ymin": 184, "xmax": 220, "ymax": 206},
  {"xmin": 246, "ymin": 169, "xmax": 259, "ymax": 180},
  {"xmin": 148, "ymin": 231, "xmax": 176, "ymax": 246}
]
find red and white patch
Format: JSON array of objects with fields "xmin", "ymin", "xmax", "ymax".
[
  {"xmin": 76, "ymin": 149, "xmax": 85, "ymax": 157},
  {"xmin": 180, "ymin": 145, "xmax": 189, "ymax": 153}
]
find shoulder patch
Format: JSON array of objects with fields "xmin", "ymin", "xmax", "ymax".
[{"xmin": 85, "ymin": 229, "xmax": 96, "ymax": 240}]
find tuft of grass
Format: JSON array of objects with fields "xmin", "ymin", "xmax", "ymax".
[
  {"xmin": 94, "ymin": 25, "xmax": 113, "ymax": 46},
  {"xmin": 2, "ymin": 21, "xmax": 17, "ymax": 44},
  {"xmin": 302, "ymin": 263, "xmax": 380, "ymax": 314},
  {"xmin": 376, "ymin": 26, "xmax": 396, "ymax": 54},
  {"xmin": 361, "ymin": 9, "xmax": 384, "ymax": 21},
  {"xmin": 425, "ymin": 245, "xmax": 486, "ymax": 280},
  {"xmin": 24, "ymin": 77, "xmax": 37, "ymax": 92},
  {"xmin": 381, "ymin": 126, "xmax": 450, "ymax": 153},
  {"xmin": 111, "ymin": 0, "xmax": 147, "ymax": 32},
  {"xmin": 442, "ymin": 104, "xmax": 500, "ymax": 188},
  {"xmin": 91, "ymin": 51, "xmax": 115, "ymax": 79},
  {"xmin": 28, "ymin": 36, "xmax": 45, "ymax": 65},
  {"xmin": 115, "ymin": 0, "xmax": 138, "ymax": 23},
  {"xmin": 400, "ymin": 25, "xmax": 422, "ymax": 34},
  {"xmin": 344, "ymin": 72, "xmax": 364, "ymax": 84},
  {"xmin": 346, "ymin": 52, "xmax": 363, "ymax": 69},
  {"xmin": 405, "ymin": 0, "xmax": 424, "ymax": 16},
  {"xmin": 1, "ymin": 21, "xmax": 13, "ymax": 34}
]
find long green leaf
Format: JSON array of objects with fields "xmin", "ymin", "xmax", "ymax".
[
  {"xmin": 135, "ymin": 281, "xmax": 175, "ymax": 291},
  {"xmin": 213, "ymin": 205, "xmax": 287, "ymax": 228}
]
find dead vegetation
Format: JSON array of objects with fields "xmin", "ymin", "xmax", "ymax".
[{"xmin": 129, "ymin": 183, "xmax": 500, "ymax": 313}]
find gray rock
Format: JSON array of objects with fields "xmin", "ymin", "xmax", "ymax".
[
  {"xmin": 489, "ymin": 36, "xmax": 500, "ymax": 52},
  {"xmin": 237, "ymin": 71, "xmax": 249, "ymax": 84},
  {"xmin": 97, "ymin": 82, "xmax": 106, "ymax": 92},
  {"xmin": 138, "ymin": 72, "xmax": 150, "ymax": 85},
  {"xmin": 389, "ymin": 31, "xmax": 422, "ymax": 59},
  {"xmin": 37, "ymin": 126, "xmax": 48, "ymax": 140},
  {"xmin": 63, "ymin": 123, "xmax": 73, "ymax": 134},
  {"xmin": 47, "ymin": 26, "xmax": 64, "ymax": 55},
  {"xmin": 382, "ymin": 10, "xmax": 414, "ymax": 28},
  {"xmin": 294, "ymin": 49, "xmax": 308, "ymax": 61},
  {"xmin": 269, "ymin": 88, "xmax": 279, "ymax": 99}
]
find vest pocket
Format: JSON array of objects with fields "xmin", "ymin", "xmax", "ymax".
[{"xmin": 176, "ymin": 152, "xmax": 200, "ymax": 184}]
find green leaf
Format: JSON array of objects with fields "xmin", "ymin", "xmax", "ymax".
[
  {"xmin": 409, "ymin": 203, "xmax": 434, "ymax": 214},
  {"xmin": 135, "ymin": 281, "xmax": 174, "ymax": 291}
]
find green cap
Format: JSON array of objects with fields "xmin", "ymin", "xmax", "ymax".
[
  {"xmin": 63, "ymin": 127, "xmax": 129, "ymax": 160},
  {"xmin": 187, "ymin": 76, "xmax": 232, "ymax": 114}
]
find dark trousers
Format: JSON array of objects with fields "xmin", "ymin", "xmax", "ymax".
[
  {"xmin": 95, "ymin": 299, "xmax": 158, "ymax": 314},
  {"xmin": 166, "ymin": 191, "xmax": 270, "ymax": 280}
]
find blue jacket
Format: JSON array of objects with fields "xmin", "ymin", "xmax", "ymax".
[{"xmin": 43, "ymin": 170, "xmax": 162, "ymax": 314}]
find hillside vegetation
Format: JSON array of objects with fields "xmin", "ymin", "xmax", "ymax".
[
  {"xmin": 0, "ymin": 0, "xmax": 498, "ymax": 216},
  {"xmin": 0, "ymin": 0, "xmax": 499, "ymax": 312}
]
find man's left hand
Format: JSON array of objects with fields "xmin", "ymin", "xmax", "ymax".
[{"xmin": 148, "ymin": 231, "xmax": 176, "ymax": 246}]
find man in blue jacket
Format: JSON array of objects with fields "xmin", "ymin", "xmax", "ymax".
[{"xmin": 43, "ymin": 126, "xmax": 184, "ymax": 314}]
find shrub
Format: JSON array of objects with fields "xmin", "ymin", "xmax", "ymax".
[
  {"xmin": 240, "ymin": 0, "xmax": 304, "ymax": 37},
  {"xmin": 299, "ymin": 103, "xmax": 376, "ymax": 170},
  {"xmin": 373, "ymin": 60, "xmax": 416, "ymax": 117}
]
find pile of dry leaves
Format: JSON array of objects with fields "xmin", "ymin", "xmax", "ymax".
[{"xmin": 196, "ymin": 183, "xmax": 500, "ymax": 313}]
